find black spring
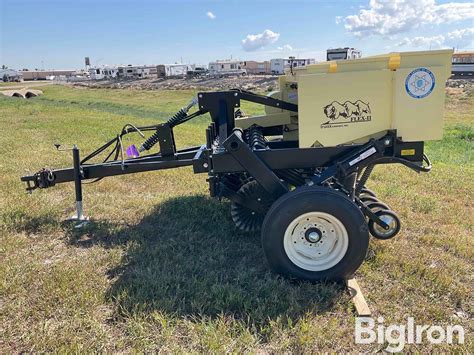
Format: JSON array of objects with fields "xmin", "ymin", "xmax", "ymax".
[
  {"xmin": 355, "ymin": 164, "xmax": 375, "ymax": 195},
  {"xmin": 167, "ymin": 108, "xmax": 187, "ymax": 128},
  {"xmin": 140, "ymin": 108, "xmax": 188, "ymax": 151},
  {"xmin": 247, "ymin": 125, "xmax": 267, "ymax": 150},
  {"xmin": 140, "ymin": 130, "xmax": 160, "ymax": 151}
]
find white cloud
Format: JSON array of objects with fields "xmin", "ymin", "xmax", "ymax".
[
  {"xmin": 206, "ymin": 11, "xmax": 216, "ymax": 19},
  {"xmin": 340, "ymin": 0, "xmax": 474, "ymax": 37},
  {"xmin": 277, "ymin": 44, "xmax": 293, "ymax": 51},
  {"xmin": 397, "ymin": 35, "xmax": 446, "ymax": 48},
  {"xmin": 447, "ymin": 27, "xmax": 474, "ymax": 41},
  {"xmin": 397, "ymin": 27, "xmax": 474, "ymax": 48},
  {"xmin": 241, "ymin": 29, "xmax": 280, "ymax": 51}
]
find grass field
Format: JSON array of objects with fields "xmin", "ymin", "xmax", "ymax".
[{"xmin": 0, "ymin": 85, "xmax": 472, "ymax": 352}]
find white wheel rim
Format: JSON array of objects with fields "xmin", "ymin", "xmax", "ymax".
[{"xmin": 283, "ymin": 212, "xmax": 349, "ymax": 272}]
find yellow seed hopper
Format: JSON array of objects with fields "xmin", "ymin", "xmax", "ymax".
[{"xmin": 253, "ymin": 49, "xmax": 453, "ymax": 147}]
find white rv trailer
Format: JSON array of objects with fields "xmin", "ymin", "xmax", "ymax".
[
  {"xmin": 118, "ymin": 65, "xmax": 157, "ymax": 79},
  {"xmin": 208, "ymin": 60, "xmax": 246, "ymax": 76},
  {"xmin": 270, "ymin": 58, "xmax": 316, "ymax": 74},
  {"xmin": 157, "ymin": 64, "xmax": 190, "ymax": 78},
  {"xmin": 88, "ymin": 66, "xmax": 118, "ymax": 80},
  {"xmin": 451, "ymin": 51, "xmax": 474, "ymax": 78},
  {"xmin": 326, "ymin": 47, "xmax": 361, "ymax": 61}
]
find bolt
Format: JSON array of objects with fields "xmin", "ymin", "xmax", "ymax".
[
  {"xmin": 203, "ymin": 163, "xmax": 209, "ymax": 168},
  {"xmin": 251, "ymin": 211, "xmax": 255, "ymax": 215},
  {"xmin": 234, "ymin": 92, "xmax": 238, "ymax": 97},
  {"xmin": 198, "ymin": 94, "xmax": 203, "ymax": 98},
  {"xmin": 384, "ymin": 139, "xmax": 391, "ymax": 146},
  {"xmin": 257, "ymin": 198, "xmax": 261, "ymax": 202}
]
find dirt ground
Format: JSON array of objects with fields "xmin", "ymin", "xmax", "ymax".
[
  {"xmin": 69, "ymin": 75, "xmax": 279, "ymax": 92},
  {"xmin": 68, "ymin": 76, "xmax": 473, "ymax": 95}
]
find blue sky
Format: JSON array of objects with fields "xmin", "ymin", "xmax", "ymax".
[{"xmin": 1, "ymin": 0, "xmax": 473, "ymax": 70}]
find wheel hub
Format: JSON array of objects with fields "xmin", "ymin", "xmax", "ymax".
[
  {"xmin": 305, "ymin": 228, "xmax": 322, "ymax": 243},
  {"xmin": 373, "ymin": 214, "xmax": 397, "ymax": 235},
  {"xmin": 283, "ymin": 212, "xmax": 349, "ymax": 271}
]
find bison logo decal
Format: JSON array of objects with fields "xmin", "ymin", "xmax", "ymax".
[{"xmin": 322, "ymin": 100, "xmax": 371, "ymax": 127}]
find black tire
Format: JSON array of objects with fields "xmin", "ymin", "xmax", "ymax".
[
  {"xmin": 360, "ymin": 195, "xmax": 379, "ymax": 204},
  {"xmin": 261, "ymin": 186, "xmax": 369, "ymax": 281},
  {"xmin": 366, "ymin": 201, "xmax": 390, "ymax": 211},
  {"xmin": 368, "ymin": 209, "xmax": 401, "ymax": 240},
  {"xmin": 360, "ymin": 187, "xmax": 376, "ymax": 197}
]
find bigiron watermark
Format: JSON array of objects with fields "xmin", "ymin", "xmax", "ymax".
[{"xmin": 355, "ymin": 316, "xmax": 465, "ymax": 352}]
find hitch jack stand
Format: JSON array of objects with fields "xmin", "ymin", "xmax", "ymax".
[{"xmin": 66, "ymin": 145, "xmax": 89, "ymax": 228}]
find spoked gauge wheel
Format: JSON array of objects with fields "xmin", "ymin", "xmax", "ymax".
[
  {"xmin": 262, "ymin": 186, "xmax": 369, "ymax": 281},
  {"xmin": 231, "ymin": 180, "xmax": 274, "ymax": 232}
]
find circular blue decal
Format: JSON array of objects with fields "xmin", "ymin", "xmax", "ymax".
[{"xmin": 405, "ymin": 67, "xmax": 435, "ymax": 99}]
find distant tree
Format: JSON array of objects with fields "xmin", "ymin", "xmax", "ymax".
[{"xmin": 1, "ymin": 65, "xmax": 8, "ymax": 69}]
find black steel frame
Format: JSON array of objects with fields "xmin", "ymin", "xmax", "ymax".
[{"xmin": 21, "ymin": 89, "xmax": 431, "ymax": 228}]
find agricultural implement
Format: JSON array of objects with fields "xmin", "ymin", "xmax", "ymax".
[{"xmin": 21, "ymin": 50, "xmax": 453, "ymax": 281}]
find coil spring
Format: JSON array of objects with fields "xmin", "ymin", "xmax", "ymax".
[
  {"xmin": 246, "ymin": 125, "xmax": 267, "ymax": 150},
  {"xmin": 140, "ymin": 109, "xmax": 187, "ymax": 151},
  {"xmin": 140, "ymin": 131, "xmax": 160, "ymax": 151},
  {"xmin": 355, "ymin": 164, "xmax": 375, "ymax": 196},
  {"xmin": 167, "ymin": 108, "xmax": 187, "ymax": 128}
]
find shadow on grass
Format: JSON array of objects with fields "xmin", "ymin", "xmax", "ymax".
[{"xmin": 66, "ymin": 195, "xmax": 347, "ymax": 327}]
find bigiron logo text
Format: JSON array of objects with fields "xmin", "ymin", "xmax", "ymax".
[{"xmin": 322, "ymin": 100, "xmax": 371, "ymax": 128}]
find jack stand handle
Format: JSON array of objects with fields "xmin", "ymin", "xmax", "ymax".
[{"xmin": 68, "ymin": 145, "xmax": 89, "ymax": 228}]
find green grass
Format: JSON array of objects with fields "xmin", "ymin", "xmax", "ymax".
[
  {"xmin": 0, "ymin": 81, "xmax": 51, "ymax": 88},
  {"xmin": 0, "ymin": 85, "xmax": 472, "ymax": 352}
]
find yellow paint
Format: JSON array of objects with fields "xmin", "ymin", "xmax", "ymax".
[
  {"xmin": 401, "ymin": 149, "xmax": 416, "ymax": 156},
  {"xmin": 388, "ymin": 54, "xmax": 401, "ymax": 70},
  {"xmin": 289, "ymin": 49, "xmax": 453, "ymax": 147}
]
